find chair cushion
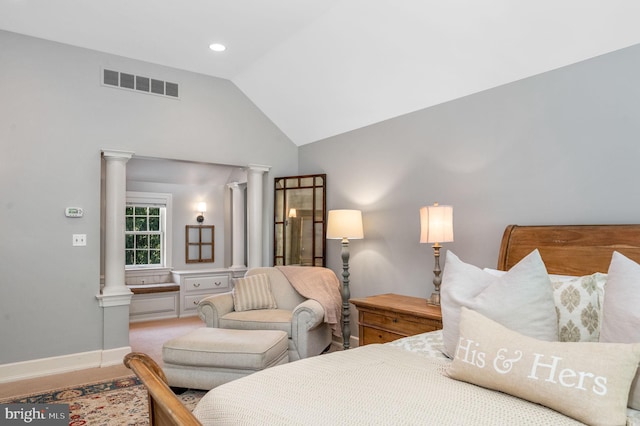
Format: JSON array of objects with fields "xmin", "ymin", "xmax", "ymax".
[
  {"xmin": 162, "ymin": 328, "xmax": 288, "ymax": 370},
  {"xmin": 232, "ymin": 273, "xmax": 278, "ymax": 312},
  {"xmin": 221, "ymin": 309, "xmax": 293, "ymax": 336}
]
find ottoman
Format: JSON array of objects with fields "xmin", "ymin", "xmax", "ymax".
[{"xmin": 162, "ymin": 328, "xmax": 289, "ymax": 390}]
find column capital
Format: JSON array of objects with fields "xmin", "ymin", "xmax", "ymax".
[
  {"xmin": 227, "ymin": 181, "xmax": 247, "ymax": 190},
  {"xmin": 247, "ymin": 164, "xmax": 271, "ymax": 173},
  {"xmin": 102, "ymin": 149, "xmax": 134, "ymax": 160}
]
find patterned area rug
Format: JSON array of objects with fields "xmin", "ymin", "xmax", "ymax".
[{"xmin": 0, "ymin": 376, "xmax": 205, "ymax": 425}]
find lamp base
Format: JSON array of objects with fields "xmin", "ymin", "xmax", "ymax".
[{"xmin": 427, "ymin": 292, "xmax": 440, "ymax": 306}]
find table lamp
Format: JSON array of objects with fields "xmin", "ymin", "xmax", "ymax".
[{"xmin": 420, "ymin": 203, "xmax": 453, "ymax": 305}]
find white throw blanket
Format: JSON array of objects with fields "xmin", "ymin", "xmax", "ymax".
[{"xmin": 276, "ymin": 266, "xmax": 342, "ymax": 337}]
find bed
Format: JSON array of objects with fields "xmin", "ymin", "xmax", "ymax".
[{"xmin": 126, "ymin": 224, "xmax": 640, "ymax": 426}]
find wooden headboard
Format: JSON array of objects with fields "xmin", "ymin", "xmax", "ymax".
[{"xmin": 497, "ymin": 224, "xmax": 640, "ymax": 275}]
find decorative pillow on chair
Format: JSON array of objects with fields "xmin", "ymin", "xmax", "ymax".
[
  {"xmin": 448, "ymin": 308, "xmax": 640, "ymax": 426},
  {"xmin": 552, "ymin": 273, "xmax": 606, "ymax": 343},
  {"xmin": 600, "ymin": 251, "xmax": 640, "ymax": 410},
  {"xmin": 232, "ymin": 273, "xmax": 278, "ymax": 312},
  {"xmin": 440, "ymin": 250, "xmax": 557, "ymax": 358}
]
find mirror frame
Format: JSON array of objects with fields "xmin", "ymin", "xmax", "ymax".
[{"xmin": 274, "ymin": 174, "xmax": 326, "ymax": 267}]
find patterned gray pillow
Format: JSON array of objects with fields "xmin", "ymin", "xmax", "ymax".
[{"xmin": 551, "ymin": 273, "xmax": 606, "ymax": 342}]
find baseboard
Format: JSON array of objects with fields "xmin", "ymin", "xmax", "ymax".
[
  {"xmin": 100, "ymin": 346, "xmax": 132, "ymax": 368},
  {"xmin": 0, "ymin": 346, "xmax": 131, "ymax": 383},
  {"xmin": 331, "ymin": 335, "xmax": 359, "ymax": 349}
]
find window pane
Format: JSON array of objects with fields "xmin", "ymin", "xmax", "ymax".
[
  {"xmin": 125, "ymin": 250, "xmax": 135, "ymax": 265},
  {"xmin": 149, "ymin": 234, "xmax": 160, "ymax": 248},
  {"xmin": 136, "ymin": 250, "xmax": 148, "ymax": 264},
  {"xmin": 125, "ymin": 201, "xmax": 167, "ymax": 268},
  {"xmin": 136, "ymin": 235, "xmax": 148, "ymax": 249},
  {"xmin": 135, "ymin": 217, "xmax": 147, "ymax": 231},
  {"xmin": 149, "ymin": 216, "xmax": 159, "ymax": 231}
]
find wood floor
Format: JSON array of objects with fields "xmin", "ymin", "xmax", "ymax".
[{"xmin": 0, "ymin": 316, "xmax": 204, "ymax": 399}]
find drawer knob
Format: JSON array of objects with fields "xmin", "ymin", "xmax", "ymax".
[
  {"xmin": 215, "ymin": 281, "xmax": 221, "ymax": 286},
  {"xmin": 392, "ymin": 318, "xmax": 398, "ymax": 323},
  {"xmin": 193, "ymin": 282, "xmax": 201, "ymax": 288},
  {"xmin": 193, "ymin": 300, "xmax": 200, "ymax": 305}
]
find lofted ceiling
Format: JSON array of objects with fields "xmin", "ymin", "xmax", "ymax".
[{"xmin": 2, "ymin": 1, "xmax": 640, "ymax": 145}]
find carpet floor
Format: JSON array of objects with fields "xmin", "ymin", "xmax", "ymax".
[{"xmin": 0, "ymin": 375, "xmax": 205, "ymax": 425}]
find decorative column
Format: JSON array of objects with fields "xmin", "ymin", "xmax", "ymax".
[
  {"xmin": 96, "ymin": 149, "xmax": 133, "ymax": 366},
  {"xmin": 246, "ymin": 164, "xmax": 270, "ymax": 268},
  {"xmin": 228, "ymin": 182, "xmax": 247, "ymax": 269},
  {"xmin": 99, "ymin": 150, "xmax": 134, "ymax": 300}
]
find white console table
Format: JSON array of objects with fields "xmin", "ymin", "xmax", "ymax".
[{"xmin": 172, "ymin": 268, "xmax": 247, "ymax": 317}]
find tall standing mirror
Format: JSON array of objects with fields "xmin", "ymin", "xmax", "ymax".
[{"xmin": 274, "ymin": 174, "xmax": 326, "ymax": 266}]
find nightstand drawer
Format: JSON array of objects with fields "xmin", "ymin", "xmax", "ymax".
[
  {"xmin": 184, "ymin": 276, "xmax": 229, "ymax": 292},
  {"xmin": 350, "ymin": 294, "xmax": 443, "ymax": 346},
  {"xmin": 362, "ymin": 327, "xmax": 404, "ymax": 345},
  {"xmin": 361, "ymin": 310, "xmax": 440, "ymax": 336}
]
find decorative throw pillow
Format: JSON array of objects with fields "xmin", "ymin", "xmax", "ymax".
[
  {"xmin": 552, "ymin": 273, "xmax": 606, "ymax": 343},
  {"xmin": 232, "ymin": 274, "xmax": 278, "ymax": 312},
  {"xmin": 600, "ymin": 251, "xmax": 640, "ymax": 410},
  {"xmin": 448, "ymin": 308, "xmax": 640, "ymax": 426},
  {"xmin": 440, "ymin": 250, "xmax": 557, "ymax": 358}
]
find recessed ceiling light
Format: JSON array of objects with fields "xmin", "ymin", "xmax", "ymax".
[{"xmin": 209, "ymin": 43, "xmax": 226, "ymax": 52}]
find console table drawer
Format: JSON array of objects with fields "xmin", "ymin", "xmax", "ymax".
[
  {"xmin": 184, "ymin": 294, "xmax": 207, "ymax": 311},
  {"xmin": 184, "ymin": 276, "xmax": 229, "ymax": 292}
]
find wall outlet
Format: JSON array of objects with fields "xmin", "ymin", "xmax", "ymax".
[{"xmin": 72, "ymin": 234, "xmax": 87, "ymax": 246}]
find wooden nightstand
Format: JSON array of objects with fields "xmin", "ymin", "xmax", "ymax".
[{"xmin": 349, "ymin": 293, "xmax": 443, "ymax": 345}]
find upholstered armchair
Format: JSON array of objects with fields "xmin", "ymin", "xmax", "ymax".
[{"xmin": 197, "ymin": 267, "xmax": 333, "ymax": 361}]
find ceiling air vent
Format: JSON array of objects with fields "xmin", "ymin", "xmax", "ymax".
[{"xmin": 102, "ymin": 68, "xmax": 179, "ymax": 99}]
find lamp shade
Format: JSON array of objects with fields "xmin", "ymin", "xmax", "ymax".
[
  {"xmin": 420, "ymin": 203, "xmax": 453, "ymax": 244},
  {"xmin": 326, "ymin": 209, "xmax": 364, "ymax": 240},
  {"xmin": 197, "ymin": 202, "xmax": 207, "ymax": 213}
]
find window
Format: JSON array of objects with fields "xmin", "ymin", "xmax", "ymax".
[{"xmin": 125, "ymin": 192, "xmax": 172, "ymax": 269}]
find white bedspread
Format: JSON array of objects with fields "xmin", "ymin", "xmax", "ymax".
[{"xmin": 194, "ymin": 340, "xmax": 593, "ymax": 425}]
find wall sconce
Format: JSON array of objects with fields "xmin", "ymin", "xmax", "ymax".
[
  {"xmin": 326, "ymin": 209, "xmax": 364, "ymax": 350},
  {"xmin": 196, "ymin": 202, "xmax": 207, "ymax": 224},
  {"xmin": 419, "ymin": 203, "xmax": 453, "ymax": 305},
  {"xmin": 288, "ymin": 208, "xmax": 297, "ymax": 218}
]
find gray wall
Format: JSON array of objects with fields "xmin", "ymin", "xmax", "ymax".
[
  {"xmin": 0, "ymin": 30, "xmax": 297, "ymax": 364},
  {"xmin": 300, "ymin": 43, "xmax": 640, "ymax": 329}
]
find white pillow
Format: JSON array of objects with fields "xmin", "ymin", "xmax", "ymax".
[
  {"xmin": 600, "ymin": 251, "xmax": 640, "ymax": 410},
  {"xmin": 232, "ymin": 273, "xmax": 278, "ymax": 312},
  {"xmin": 448, "ymin": 307, "xmax": 640, "ymax": 426},
  {"xmin": 441, "ymin": 250, "xmax": 557, "ymax": 358}
]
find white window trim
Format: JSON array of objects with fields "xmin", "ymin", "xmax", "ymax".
[{"xmin": 125, "ymin": 191, "xmax": 173, "ymax": 271}]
